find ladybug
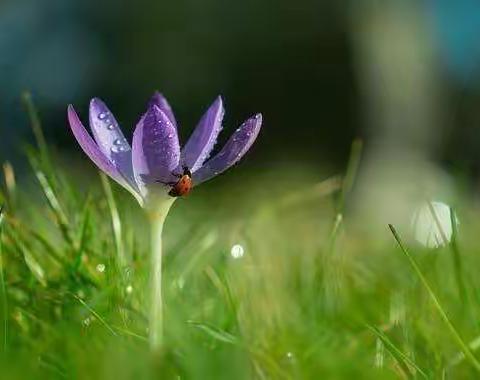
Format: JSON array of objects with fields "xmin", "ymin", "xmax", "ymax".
[{"xmin": 165, "ymin": 166, "xmax": 193, "ymax": 197}]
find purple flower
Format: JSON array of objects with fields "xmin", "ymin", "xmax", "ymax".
[{"xmin": 67, "ymin": 92, "xmax": 262, "ymax": 206}]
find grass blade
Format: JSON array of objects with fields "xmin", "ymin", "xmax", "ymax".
[
  {"xmin": 449, "ymin": 206, "xmax": 466, "ymax": 302},
  {"xmin": 368, "ymin": 324, "xmax": 428, "ymax": 379},
  {"xmin": 2, "ymin": 162, "xmax": 16, "ymax": 215},
  {"xmin": 0, "ymin": 206, "xmax": 8, "ymax": 352},
  {"xmin": 32, "ymin": 167, "xmax": 73, "ymax": 246},
  {"xmin": 337, "ymin": 138, "xmax": 363, "ymax": 215},
  {"xmin": 71, "ymin": 293, "xmax": 118, "ymax": 337},
  {"xmin": 186, "ymin": 320, "xmax": 238, "ymax": 345},
  {"xmin": 388, "ymin": 224, "xmax": 480, "ymax": 372},
  {"xmin": 21, "ymin": 92, "xmax": 50, "ymax": 165},
  {"xmin": 100, "ymin": 173, "xmax": 127, "ymax": 270}
]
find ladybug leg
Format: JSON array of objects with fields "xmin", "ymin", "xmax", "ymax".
[
  {"xmin": 182, "ymin": 166, "xmax": 192, "ymax": 177},
  {"xmin": 155, "ymin": 180, "xmax": 177, "ymax": 186}
]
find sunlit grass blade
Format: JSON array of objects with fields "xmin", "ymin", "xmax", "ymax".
[
  {"xmin": 28, "ymin": 156, "xmax": 73, "ymax": 246},
  {"xmin": 203, "ymin": 266, "xmax": 238, "ymax": 323},
  {"xmin": 6, "ymin": 215, "xmax": 66, "ymax": 267},
  {"xmin": 21, "ymin": 92, "xmax": 51, "ymax": 167},
  {"xmin": 0, "ymin": 205, "xmax": 8, "ymax": 352},
  {"xmin": 388, "ymin": 224, "xmax": 480, "ymax": 372},
  {"xmin": 337, "ymin": 138, "xmax": 363, "ymax": 215},
  {"xmin": 186, "ymin": 320, "xmax": 239, "ymax": 345},
  {"xmin": 367, "ymin": 324, "xmax": 428, "ymax": 379},
  {"xmin": 426, "ymin": 202, "xmax": 466, "ymax": 301},
  {"xmin": 278, "ymin": 175, "xmax": 342, "ymax": 208},
  {"xmin": 73, "ymin": 197, "xmax": 92, "ymax": 271},
  {"xmin": 8, "ymin": 227, "xmax": 47, "ymax": 287},
  {"xmin": 2, "ymin": 162, "xmax": 16, "ymax": 215},
  {"xmin": 70, "ymin": 292, "xmax": 118, "ymax": 337},
  {"xmin": 100, "ymin": 173, "xmax": 127, "ymax": 270},
  {"xmin": 449, "ymin": 206, "xmax": 466, "ymax": 302},
  {"xmin": 329, "ymin": 139, "xmax": 363, "ymax": 252}
]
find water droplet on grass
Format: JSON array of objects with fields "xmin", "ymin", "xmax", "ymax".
[
  {"xmin": 411, "ymin": 201, "xmax": 457, "ymax": 249},
  {"xmin": 96, "ymin": 263, "xmax": 105, "ymax": 273},
  {"xmin": 230, "ymin": 244, "xmax": 244, "ymax": 259}
]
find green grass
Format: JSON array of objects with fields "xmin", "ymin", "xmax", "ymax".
[{"xmin": 1, "ymin": 107, "xmax": 480, "ymax": 379}]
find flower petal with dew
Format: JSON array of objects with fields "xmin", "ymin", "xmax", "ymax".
[
  {"xmin": 67, "ymin": 105, "xmax": 141, "ymax": 203},
  {"xmin": 67, "ymin": 92, "xmax": 262, "ymax": 206},
  {"xmin": 148, "ymin": 91, "xmax": 177, "ymax": 128},
  {"xmin": 132, "ymin": 103, "xmax": 180, "ymax": 197},
  {"xmin": 89, "ymin": 98, "xmax": 137, "ymax": 189},
  {"xmin": 192, "ymin": 113, "xmax": 262, "ymax": 185},
  {"xmin": 181, "ymin": 96, "xmax": 224, "ymax": 173}
]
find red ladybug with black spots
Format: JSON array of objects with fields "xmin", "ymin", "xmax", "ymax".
[{"xmin": 162, "ymin": 166, "xmax": 193, "ymax": 197}]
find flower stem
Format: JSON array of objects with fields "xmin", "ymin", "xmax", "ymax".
[{"xmin": 147, "ymin": 198, "xmax": 174, "ymax": 351}]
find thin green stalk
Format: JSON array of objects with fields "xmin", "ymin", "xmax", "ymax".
[
  {"xmin": 0, "ymin": 206, "xmax": 7, "ymax": 352},
  {"xmin": 426, "ymin": 202, "xmax": 466, "ymax": 301},
  {"xmin": 3, "ymin": 162, "xmax": 16, "ymax": 215},
  {"xmin": 100, "ymin": 173, "xmax": 126, "ymax": 270},
  {"xmin": 329, "ymin": 139, "xmax": 363, "ymax": 253},
  {"xmin": 22, "ymin": 92, "xmax": 50, "ymax": 167},
  {"xmin": 147, "ymin": 198, "xmax": 175, "ymax": 351},
  {"xmin": 367, "ymin": 324, "xmax": 428, "ymax": 379},
  {"xmin": 449, "ymin": 207, "xmax": 466, "ymax": 302},
  {"xmin": 337, "ymin": 138, "xmax": 363, "ymax": 215},
  {"xmin": 388, "ymin": 224, "xmax": 480, "ymax": 372},
  {"xmin": 70, "ymin": 293, "xmax": 117, "ymax": 336}
]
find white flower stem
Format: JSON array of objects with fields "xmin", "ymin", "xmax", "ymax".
[{"xmin": 146, "ymin": 197, "xmax": 174, "ymax": 352}]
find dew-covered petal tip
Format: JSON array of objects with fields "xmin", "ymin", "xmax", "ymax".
[
  {"xmin": 67, "ymin": 105, "xmax": 130, "ymax": 190},
  {"xmin": 89, "ymin": 98, "xmax": 138, "ymax": 190},
  {"xmin": 181, "ymin": 96, "xmax": 224, "ymax": 173},
  {"xmin": 148, "ymin": 91, "xmax": 177, "ymax": 128},
  {"xmin": 132, "ymin": 104, "xmax": 180, "ymax": 186},
  {"xmin": 192, "ymin": 113, "xmax": 262, "ymax": 185}
]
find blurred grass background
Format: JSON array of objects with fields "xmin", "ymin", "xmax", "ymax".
[{"xmin": 2, "ymin": 0, "xmax": 480, "ymax": 378}]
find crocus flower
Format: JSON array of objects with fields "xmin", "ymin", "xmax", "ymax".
[
  {"xmin": 67, "ymin": 92, "xmax": 262, "ymax": 350},
  {"xmin": 67, "ymin": 92, "xmax": 262, "ymax": 208}
]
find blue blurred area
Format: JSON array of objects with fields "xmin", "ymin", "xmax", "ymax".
[
  {"xmin": 0, "ymin": 0, "xmax": 101, "ymax": 161},
  {"xmin": 427, "ymin": 0, "xmax": 480, "ymax": 85}
]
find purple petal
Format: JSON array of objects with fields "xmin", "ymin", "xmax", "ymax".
[
  {"xmin": 192, "ymin": 113, "xmax": 262, "ymax": 185},
  {"xmin": 132, "ymin": 104, "xmax": 180, "ymax": 187},
  {"xmin": 181, "ymin": 96, "xmax": 224, "ymax": 173},
  {"xmin": 89, "ymin": 98, "xmax": 137, "ymax": 188},
  {"xmin": 67, "ymin": 105, "xmax": 131, "ymax": 191},
  {"xmin": 148, "ymin": 92, "xmax": 177, "ymax": 128}
]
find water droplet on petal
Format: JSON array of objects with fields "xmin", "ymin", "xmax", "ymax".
[
  {"xmin": 107, "ymin": 125, "xmax": 115, "ymax": 130},
  {"xmin": 98, "ymin": 113, "xmax": 107, "ymax": 120}
]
